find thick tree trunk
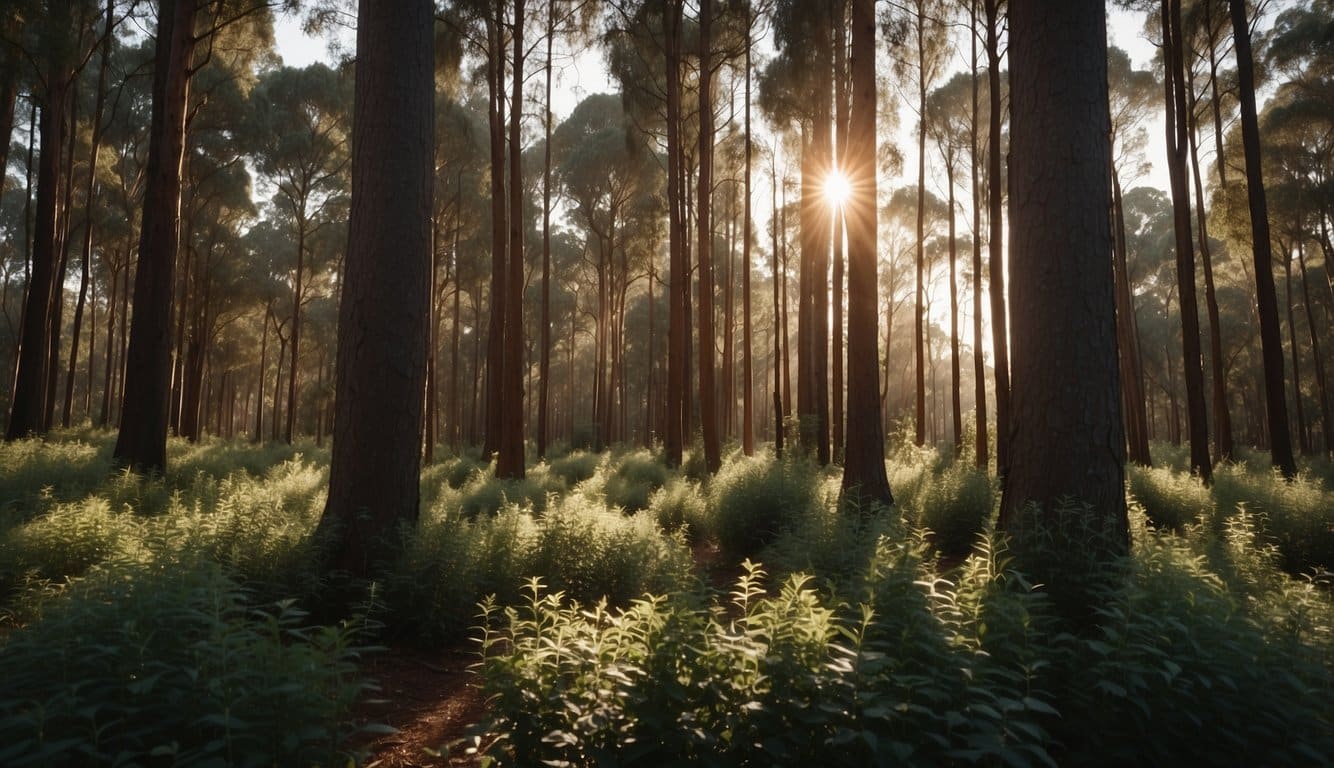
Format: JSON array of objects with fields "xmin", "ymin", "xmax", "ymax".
[
  {"xmin": 841, "ymin": 0, "xmax": 893, "ymax": 508},
  {"xmin": 6, "ymin": 4, "xmax": 72, "ymax": 441},
  {"xmin": 1230, "ymin": 0, "xmax": 1296, "ymax": 477},
  {"xmin": 1162, "ymin": 0, "xmax": 1212, "ymax": 483},
  {"xmin": 998, "ymin": 0, "xmax": 1127, "ymax": 553},
  {"xmin": 113, "ymin": 0, "xmax": 194, "ymax": 473},
  {"xmin": 317, "ymin": 0, "xmax": 432, "ymax": 578}
]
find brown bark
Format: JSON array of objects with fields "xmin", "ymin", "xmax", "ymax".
[
  {"xmin": 914, "ymin": 4, "xmax": 928, "ymax": 447},
  {"xmin": 1229, "ymin": 0, "xmax": 1297, "ymax": 478},
  {"xmin": 1283, "ymin": 249, "xmax": 1310, "ymax": 454},
  {"xmin": 113, "ymin": 0, "xmax": 195, "ymax": 473},
  {"xmin": 841, "ymin": 0, "xmax": 892, "ymax": 508},
  {"xmin": 497, "ymin": 0, "xmax": 525, "ymax": 479},
  {"xmin": 318, "ymin": 0, "xmax": 433, "ymax": 578},
  {"xmin": 984, "ymin": 0, "xmax": 1010, "ymax": 479},
  {"xmin": 697, "ymin": 0, "xmax": 720, "ymax": 474},
  {"xmin": 1162, "ymin": 0, "xmax": 1212, "ymax": 483},
  {"xmin": 970, "ymin": 0, "xmax": 988, "ymax": 469},
  {"xmin": 1296, "ymin": 242, "xmax": 1334, "ymax": 453},
  {"xmin": 831, "ymin": 0, "xmax": 847, "ymax": 463},
  {"xmin": 1112, "ymin": 169, "xmax": 1152, "ymax": 465},
  {"xmin": 998, "ymin": 0, "xmax": 1127, "ymax": 552},
  {"xmin": 742, "ymin": 6, "xmax": 754, "ymax": 456},
  {"xmin": 538, "ymin": 0, "xmax": 555, "ymax": 459},
  {"xmin": 482, "ymin": 4, "xmax": 506, "ymax": 462}
]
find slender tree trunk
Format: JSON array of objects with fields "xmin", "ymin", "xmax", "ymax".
[
  {"xmin": 253, "ymin": 301, "xmax": 269, "ymax": 442},
  {"xmin": 985, "ymin": 0, "xmax": 1011, "ymax": 480},
  {"xmin": 1230, "ymin": 0, "xmax": 1296, "ymax": 477},
  {"xmin": 970, "ymin": 0, "xmax": 988, "ymax": 469},
  {"xmin": 497, "ymin": 0, "xmax": 525, "ymax": 478},
  {"xmin": 914, "ymin": 5, "xmax": 928, "ymax": 448},
  {"xmin": 482, "ymin": 4, "xmax": 506, "ymax": 462},
  {"xmin": 0, "ymin": 32, "xmax": 19, "ymax": 204},
  {"xmin": 946, "ymin": 157, "xmax": 962, "ymax": 453},
  {"xmin": 742, "ymin": 9, "xmax": 755, "ymax": 456},
  {"xmin": 831, "ymin": 0, "xmax": 847, "ymax": 463},
  {"xmin": 771, "ymin": 152, "xmax": 783, "ymax": 457},
  {"xmin": 285, "ymin": 220, "xmax": 305, "ymax": 444},
  {"xmin": 1296, "ymin": 242, "xmax": 1334, "ymax": 453},
  {"xmin": 1162, "ymin": 0, "xmax": 1212, "ymax": 483},
  {"xmin": 63, "ymin": 1, "xmax": 113, "ymax": 429},
  {"xmin": 1186, "ymin": 68, "xmax": 1232, "ymax": 462},
  {"xmin": 113, "ymin": 0, "xmax": 195, "ymax": 473},
  {"xmin": 317, "ymin": 0, "xmax": 433, "ymax": 578},
  {"xmin": 538, "ymin": 0, "xmax": 555, "ymax": 459},
  {"xmin": 1283, "ymin": 250, "xmax": 1310, "ymax": 454},
  {"xmin": 697, "ymin": 0, "xmax": 720, "ymax": 473},
  {"xmin": 1112, "ymin": 168, "xmax": 1152, "ymax": 465},
  {"xmin": 999, "ymin": 0, "xmax": 1127, "ymax": 554},
  {"xmin": 842, "ymin": 0, "xmax": 893, "ymax": 508}
]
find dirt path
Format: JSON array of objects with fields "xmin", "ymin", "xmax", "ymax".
[{"xmin": 355, "ymin": 646, "xmax": 489, "ymax": 767}]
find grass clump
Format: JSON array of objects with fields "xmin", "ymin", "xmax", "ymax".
[{"xmin": 0, "ymin": 562, "xmax": 375, "ymax": 767}]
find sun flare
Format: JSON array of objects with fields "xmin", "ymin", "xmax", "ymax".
[{"xmin": 823, "ymin": 170, "xmax": 852, "ymax": 208}]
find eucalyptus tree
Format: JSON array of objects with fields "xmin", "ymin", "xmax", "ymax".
[
  {"xmin": 1229, "ymin": 0, "xmax": 1297, "ymax": 477},
  {"xmin": 247, "ymin": 63, "xmax": 350, "ymax": 445},
  {"xmin": 840, "ymin": 0, "xmax": 892, "ymax": 508},
  {"xmin": 115, "ymin": 0, "xmax": 277, "ymax": 474},
  {"xmin": 1160, "ymin": 0, "xmax": 1212, "ymax": 483},
  {"xmin": 1107, "ymin": 45, "xmax": 1157, "ymax": 465},
  {"xmin": 890, "ymin": 0, "xmax": 952, "ymax": 447},
  {"xmin": 318, "ymin": 0, "xmax": 434, "ymax": 579},
  {"xmin": 1000, "ymin": 0, "xmax": 1127, "ymax": 563}
]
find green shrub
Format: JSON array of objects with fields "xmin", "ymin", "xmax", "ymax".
[
  {"xmin": 548, "ymin": 451, "xmax": 602, "ymax": 488},
  {"xmin": 1127, "ymin": 465, "xmax": 1212, "ymax": 531},
  {"xmin": 0, "ymin": 563, "xmax": 375, "ymax": 767},
  {"xmin": 647, "ymin": 477, "xmax": 709, "ymax": 541},
  {"xmin": 602, "ymin": 449, "xmax": 671, "ymax": 512},
  {"xmin": 1212, "ymin": 463, "xmax": 1334, "ymax": 575},
  {"xmin": 457, "ymin": 473, "xmax": 548, "ymax": 517},
  {"xmin": 915, "ymin": 461, "xmax": 995, "ymax": 556},
  {"xmin": 0, "ymin": 435, "xmax": 113, "ymax": 517},
  {"xmin": 711, "ymin": 455, "xmax": 820, "ymax": 558}
]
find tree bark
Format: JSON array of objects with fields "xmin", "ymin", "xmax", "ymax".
[
  {"xmin": 984, "ymin": 0, "xmax": 1011, "ymax": 479},
  {"xmin": 1229, "ymin": 0, "xmax": 1297, "ymax": 477},
  {"xmin": 970, "ymin": 0, "xmax": 988, "ymax": 469},
  {"xmin": 1112, "ymin": 168, "xmax": 1152, "ymax": 465},
  {"xmin": 482, "ymin": 3, "xmax": 506, "ymax": 462},
  {"xmin": 742, "ymin": 6, "xmax": 754, "ymax": 456},
  {"xmin": 841, "ymin": 0, "xmax": 893, "ymax": 508},
  {"xmin": 113, "ymin": 0, "xmax": 195, "ymax": 473},
  {"xmin": 998, "ymin": 0, "xmax": 1127, "ymax": 553},
  {"xmin": 537, "ymin": 0, "xmax": 555, "ymax": 459},
  {"xmin": 697, "ymin": 0, "xmax": 720, "ymax": 474},
  {"xmin": 1296, "ymin": 242, "xmax": 1334, "ymax": 453},
  {"xmin": 318, "ymin": 0, "xmax": 433, "ymax": 578},
  {"xmin": 497, "ymin": 0, "xmax": 525, "ymax": 479}
]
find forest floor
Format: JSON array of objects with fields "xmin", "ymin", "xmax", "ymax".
[{"xmin": 357, "ymin": 541, "xmax": 736, "ymax": 766}]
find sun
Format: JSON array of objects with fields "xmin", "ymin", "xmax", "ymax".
[{"xmin": 824, "ymin": 169, "xmax": 851, "ymax": 208}]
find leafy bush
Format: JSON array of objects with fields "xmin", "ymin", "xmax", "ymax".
[
  {"xmin": 914, "ymin": 461, "xmax": 995, "ymax": 556},
  {"xmin": 548, "ymin": 450, "xmax": 602, "ymax": 488},
  {"xmin": 0, "ymin": 563, "xmax": 375, "ymax": 767},
  {"xmin": 646, "ymin": 477, "xmax": 710, "ymax": 541},
  {"xmin": 602, "ymin": 449, "xmax": 671, "ymax": 512},
  {"xmin": 1126, "ymin": 465, "xmax": 1211, "ymax": 531},
  {"xmin": 0, "ymin": 435, "xmax": 113, "ymax": 517},
  {"xmin": 710, "ymin": 454, "xmax": 820, "ymax": 558},
  {"xmin": 1211, "ymin": 463, "xmax": 1333, "ymax": 575}
]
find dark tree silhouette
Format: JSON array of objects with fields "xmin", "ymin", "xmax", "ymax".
[
  {"xmin": 998, "ymin": 0, "xmax": 1127, "ymax": 551},
  {"xmin": 317, "ymin": 0, "xmax": 434, "ymax": 577}
]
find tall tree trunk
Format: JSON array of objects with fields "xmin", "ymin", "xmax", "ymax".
[
  {"xmin": 1162, "ymin": 0, "xmax": 1212, "ymax": 483},
  {"xmin": 1296, "ymin": 241, "xmax": 1334, "ymax": 453},
  {"xmin": 842, "ymin": 0, "xmax": 893, "ymax": 508},
  {"xmin": 946, "ymin": 157, "xmax": 962, "ymax": 453},
  {"xmin": 317, "ymin": 0, "xmax": 433, "ymax": 578},
  {"xmin": 914, "ymin": 5, "xmax": 928, "ymax": 447},
  {"xmin": 538, "ymin": 0, "xmax": 555, "ymax": 459},
  {"xmin": 286, "ymin": 221, "xmax": 305, "ymax": 444},
  {"xmin": 771, "ymin": 152, "xmax": 783, "ymax": 457},
  {"xmin": 831, "ymin": 0, "xmax": 847, "ymax": 463},
  {"xmin": 497, "ymin": 0, "xmax": 525, "ymax": 479},
  {"xmin": 1283, "ymin": 249, "xmax": 1310, "ymax": 454},
  {"xmin": 0, "ymin": 30, "xmax": 20, "ymax": 203},
  {"xmin": 665, "ymin": 0, "xmax": 685, "ymax": 466},
  {"xmin": 984, "ymin": 0, "xmax": 1011, "ymax": 480},
  {"xmin": 253, "ymin": 301, "xmax": 270, "ymax": 442},
  {"xmin": 1186, "ymin": 65, "xmax": 1233, "ymax": 462},
  {"xmin": 970, "ymin": 0, "xmax": 988, "ymax": 469},
  {"xmin": 7, "ymin": 3, "xmax": 72, "ymax": 441},
  {"xmin": 999, "ymin": 0, "xmax": 1127, "ymax": 555},
  {"xmin": 63, "ymin": 0, "xmax": 114, "ymax": 429},
  {"xmin": 113, "ymin": 0, "xmax": 195, "ymax": 473},
  {"xmin": 1229, "ymin": 0, "xmax": 1296, "ymax": 477},
  {"xmin": 697, "ymin": 0, "xmax": 720, "ymax": 474},
  {"xmin": 742, "ymin": 8, "xmax": 755, "ymax": 456},
  {"xmin": 1112, "ymin": 168, "xmax": 1152, "ymax": 465},
  {"xmin": 482, "ymin": 4, "xmax": 506, "ymax": 462}
]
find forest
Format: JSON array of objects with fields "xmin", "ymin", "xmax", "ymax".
[{"xmin": 0, "ymin": 0, "xmax": 1332, "ymax": 765}]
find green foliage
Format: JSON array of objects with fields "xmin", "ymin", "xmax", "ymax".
[
  {"xmin": 0, "ymin": 433, "xmax": 114, "ymax": 516},
  {"xmin": 1127, "ymin": 465, "xmax": 1213, "ymax": 531},
  {"xmin": 647, "ymin": 477, "xmax": 710, "ymax": 541},
  {"xmin": 0, "ymin": 563, "xmax": 374, "ymax": 767},
  {"xmin": 1211, "ymin": 462, "xmax": 1334, "ymax": 575},
  {"xmin": 601, "ymin": 448, "xmax": 671, "ymax": 512},
  {"xmin": 547, "ymin": 450, "xmax": 602, "ymax": 488},
  {"xmin": 710, "ymin": 453, "xmax": 821, "ymax": 558}
]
